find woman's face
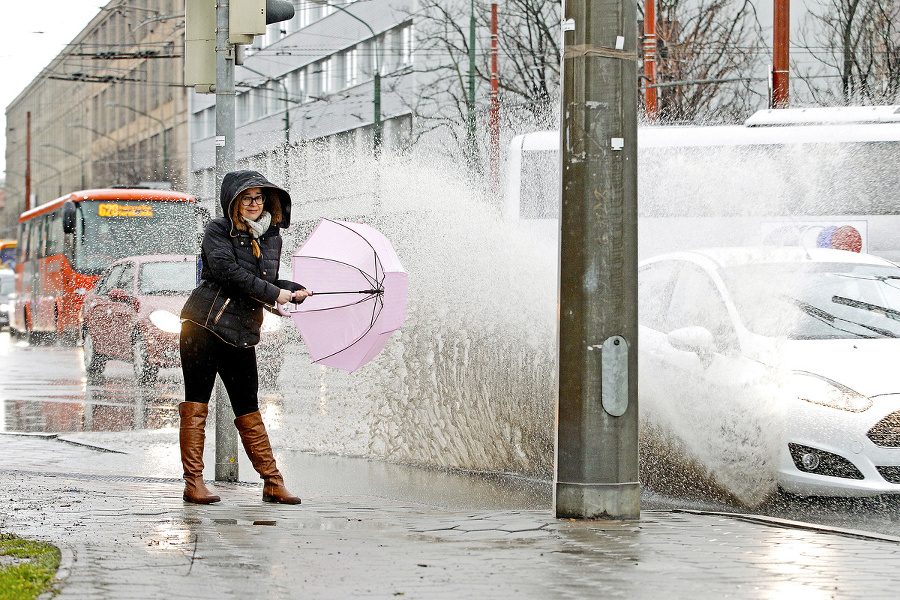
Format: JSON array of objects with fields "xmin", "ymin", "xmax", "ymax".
[{"xmin": 238, "ymin": 187, "xmax": 265, "ymax": 222}]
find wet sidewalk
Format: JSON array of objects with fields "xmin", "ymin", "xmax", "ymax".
[{"xmin": 4, "ymin": 432, "xmax": 900, "ymax": 599}]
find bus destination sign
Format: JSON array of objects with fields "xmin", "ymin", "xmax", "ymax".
[{"xmin": 98, "ymin": 203, "xmax": 154, "ymax": 217}]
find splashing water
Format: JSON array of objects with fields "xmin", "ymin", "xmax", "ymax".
[
  {"xmin": 273, "ymin": 144, "xmax": 557, "ymax": 479},
  {"xmin": 265, "ymin": 130, "xmax": 896, "ymax": 506}
]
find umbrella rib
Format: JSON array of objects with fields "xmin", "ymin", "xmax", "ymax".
[
  {"xmin": 312, "ymin": 295, "xmax": 384, "ymax": 363},
  {"xmin": 320, "ymin": 219, "xmax": 386, "ymax": 289},
  {"xmin": 294, "ymin": 256, "xmax": 380, "ymax": 291}
]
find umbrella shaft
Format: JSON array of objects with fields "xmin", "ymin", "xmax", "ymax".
[{"xmin": 312, "ymin": 289, "xmax": 381, "ymax": 295}]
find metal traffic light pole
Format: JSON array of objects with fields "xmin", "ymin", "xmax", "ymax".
[
  {"xmin": 555, "ymin": 0, "xmax": 640, "ymax": 519},
  {"xmin": 214, "ymin": 0, "xmax": 240, "ymax": 483}
]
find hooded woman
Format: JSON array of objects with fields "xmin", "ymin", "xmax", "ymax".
[{"xmin": 178, "ymin": 170, "xmax": 309, "ymax": 505}]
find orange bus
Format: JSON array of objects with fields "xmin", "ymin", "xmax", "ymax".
[{"xmin": 11, "ymin": 188, "xmax": 198, "ymax": 343}]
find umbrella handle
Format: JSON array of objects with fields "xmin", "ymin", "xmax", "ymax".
[{"xmin": 277, "ymin": 302, "xmax": 293, "ymax": 316}]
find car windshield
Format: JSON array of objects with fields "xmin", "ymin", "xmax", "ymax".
[
  {"xmin": 723, "ymin": 262, "xmax": 900, "ymax": 340},
  {"xmin": 138, "ymin": 261, "xmax": 197, "ymax": 296}
]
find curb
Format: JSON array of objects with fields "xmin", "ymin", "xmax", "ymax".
[
  {"xmin": 0, "ymin": 431, "xmax": 127, "ymax": 454},
  {"xmin": 674, "ymin": 508, "xmax": 900, "ymax": 544},
  {"xmin": 36, "ymin": 543, "xmax": 75, "ymax": 600}
]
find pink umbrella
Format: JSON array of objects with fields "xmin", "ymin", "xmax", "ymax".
[{"xmin": 280, "ymin": 218, "xmax": 408, "ymax": 372}]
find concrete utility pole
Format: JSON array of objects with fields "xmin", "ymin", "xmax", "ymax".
[
  {"xmin": 556, "ymin": 0, "xmax": 640, "ymax": 520},
  {"xmin": 214, "ymin": 0, "xmax": 240, "ymax": 483}
]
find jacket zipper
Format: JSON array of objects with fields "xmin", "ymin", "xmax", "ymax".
[{"xmin": 214, "ymin": 298, "xmax": 231, "ymax": 324}]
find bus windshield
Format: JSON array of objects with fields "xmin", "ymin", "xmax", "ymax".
[{"xmin": 77, "ymin": 200, "xmax": 197, "ymax": 274}]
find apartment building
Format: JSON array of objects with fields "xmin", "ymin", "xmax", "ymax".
[
  {"xmin": 4, "ymin": 0, "xmax": 189, "ymax": 232},
  {"xmin": 188, "ymin": 0, "xmax": 417, "ymax": 204}
]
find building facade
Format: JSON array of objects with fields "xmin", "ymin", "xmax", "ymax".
[
  {"xmin": 4, "ymin": 0, "xmax": 189, "ymax": 233},
  {"xmin": 188, "ymin": 0, "xmax": 417, "ymax": 205}
]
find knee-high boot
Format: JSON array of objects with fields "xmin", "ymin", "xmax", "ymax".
[
  {"xmin": 234, "ymin": 411, "xmax": 301, "ymax": 504},
  {"xmin": 179, "ymin": 402, "xmax": 221, "ymax": 504}
]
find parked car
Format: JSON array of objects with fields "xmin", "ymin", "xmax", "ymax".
[
  {"xmin": 80, "ymin": 255, "xmax": 286, "ymax": 385},
  {"xmin": 0, "ymin": 269, "xmax": 14, "ymax": 329},
  {"xmin": 639, "ymin": 247, "xmax": 900, "ymax": 502}
]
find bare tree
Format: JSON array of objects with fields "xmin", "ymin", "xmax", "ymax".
[
  {"xmin": 796, "ymin": 0, "xmax": 900, "ymax": 105},
  {"xmin": 641, "ymin": 0, "xmax": 765, "ymax": 123},
  {"xmin": 402, "ymin": 0, "xmax": 561, "ymax": 160}
]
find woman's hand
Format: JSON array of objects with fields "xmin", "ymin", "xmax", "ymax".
[
  {"xmin": 276, "ymin": 289, "xmax": 294, "ymax": 305},
  {"xmin": 292, "ymin": 289, "xmax": 311, "ymax": 303}
]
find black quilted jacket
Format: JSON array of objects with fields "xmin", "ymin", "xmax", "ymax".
[{"xmin": 180, "ymin": 170, "xmax": 305, "ymax": 347}]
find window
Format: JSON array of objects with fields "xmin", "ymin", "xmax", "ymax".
[
  {"xmin": 269, "ymin": 80, "xmax": 283, "ymax": 114},
  {"xmin": 307, "ymin": 62, "xmax": 322, "ymax": 99},
  {"xmin": 97, "ymin": 264, "xmax": 126, "ymax": 296},
  {"xmin": 237, "ymin": 91, "xmax": 250, "ymax": 123},
  {"xmin": 46, "ymin": 212, "xmax": 63, "ymax": 257},
  {"xmin": 400, "ymin": 24, "xmax": 413, "ymax": 66},
  {"xmin": 252, "ymin": 86, "xmax": 267, "ymax": 119},
  {"xmin": 638, "ymin": 262, "xmax": 678, "ymax": 332},
  {"xmin": 38, "ymin": 216, "xmax": 49, "ymax": 259},
  {"xmin": 139, "ymin": 261, "xmax": 197, "ymax": 295},
  {"xmin": 116, "ymin": 262, "xmax": 136, "ymax": 293},
  {"xmin": 666, "ymin": 263, "xmax": 738, "ymax": 353},
  {"xmin": 287, "ymin": 68, "xmax": 306, "ymax": 103},
  {"xmin": 344, "ymin": 47, "xmax": 359, "ymax": 88},
  {"xmin": 322, "ymin": 57, "xmax": 336, "ymax": 94}
]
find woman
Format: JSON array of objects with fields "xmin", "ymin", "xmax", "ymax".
[{"xmin": 178, "ymin": 170, "xmax": 310, "ymax": 505}]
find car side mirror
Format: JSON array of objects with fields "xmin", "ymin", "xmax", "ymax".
[
  {"xmin": 107, "ymin": 288, "xmax": 132, "ymax": 304},
  {"xmin": 62, "ymin": 200, "xmax": 77, "ymax": 234},
  {"xmin": 668, "ymin": 326, "xmax": 715, "ymax": 359}
]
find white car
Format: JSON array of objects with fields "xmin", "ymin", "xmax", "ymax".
[{"xmin": 639, "ymin": 247, "xmax": 900, "ymax": 504}]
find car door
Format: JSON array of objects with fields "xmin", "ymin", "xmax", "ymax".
[
  {"xmin": 105, "ymin": 262, "xmax": 137, "ymax": 358},
  {"xmin": 640, "ymin": 258, "xmax": 781, "ymax": 504}
]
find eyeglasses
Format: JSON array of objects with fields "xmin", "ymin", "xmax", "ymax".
[{"xmin": 239, "ymin": 194, "xmax": 265, "ymax": 206}]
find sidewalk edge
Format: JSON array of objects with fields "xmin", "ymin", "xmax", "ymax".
[{"xmin": 673, "ymin": 508, "xmax": 900, "ymax": 544}]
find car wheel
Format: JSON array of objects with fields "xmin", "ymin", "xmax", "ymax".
[
  {"xmin": 132, "ymin": 333, "xmax": 158, "ymax": 386},
  {"xmin": 83, "ymin": 330, "xmax": 107, "ymax": 383}
]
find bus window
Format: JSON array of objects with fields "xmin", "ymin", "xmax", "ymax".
[
  {"xmin": 46, "ymin": 212, "xmax": 63, "ymax": 257},
  {"xmin": 16, "ymin": 224, "xmax": 26, "ymax": 264}
]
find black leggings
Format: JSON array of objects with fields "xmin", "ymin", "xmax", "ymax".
[{"xmin": 180, "ymin": 320, "xmax": 259, "ymax": 417}]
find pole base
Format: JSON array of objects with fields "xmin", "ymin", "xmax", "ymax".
[{"xmin": 555, "ymin": 481, "xmax": 640, "ymax": 520}]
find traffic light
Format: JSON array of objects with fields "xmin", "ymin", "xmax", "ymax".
[
  {"xmin": 230, "ymin": 0, "xmax": 296, "ymax": 44},
  {"xmin": 184, "ymin": 0, "xmax": 216, "ymax": 90}
]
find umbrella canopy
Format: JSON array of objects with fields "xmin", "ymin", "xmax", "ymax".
[{"xmin": 282, "ymin": 218, "xmax": 408, "ymax": 372}]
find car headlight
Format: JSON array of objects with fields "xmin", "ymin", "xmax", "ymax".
[
  {"xmin": 790, "ymin": 371, "xmax": 873, "ymax": 412},
  {"xmin": 261, "ymin": 310, "xmax": 283, "ymax": 333},
  {"xmin": 0, "ymin": 304, "xmax": 8, "ymax": 314},
  {"xmin": 149, "ymin": 309, "xmax": 183, "ymax": 334}
]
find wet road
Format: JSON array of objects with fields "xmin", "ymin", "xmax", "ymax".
[{"xmin": 4, "ymin": 331, "xmax": 900, "ymax": 534}]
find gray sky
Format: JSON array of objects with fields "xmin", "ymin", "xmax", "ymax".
[{"xmin": 0, "ymin": 1, "xmax": 106, "ymax": 175}]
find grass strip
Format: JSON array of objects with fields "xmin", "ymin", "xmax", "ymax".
[{"xmin": 0, "ymin": 533, "xmax": 61, "ymax": 600}]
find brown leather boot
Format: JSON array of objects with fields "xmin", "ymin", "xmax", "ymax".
[
  {"xmin": 234, "ymin": 410, "xmax": 301, "ymax": 504},
  {"xmin": 179, "ymin": 402, "xmax": 221, "ymax": 504}
]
